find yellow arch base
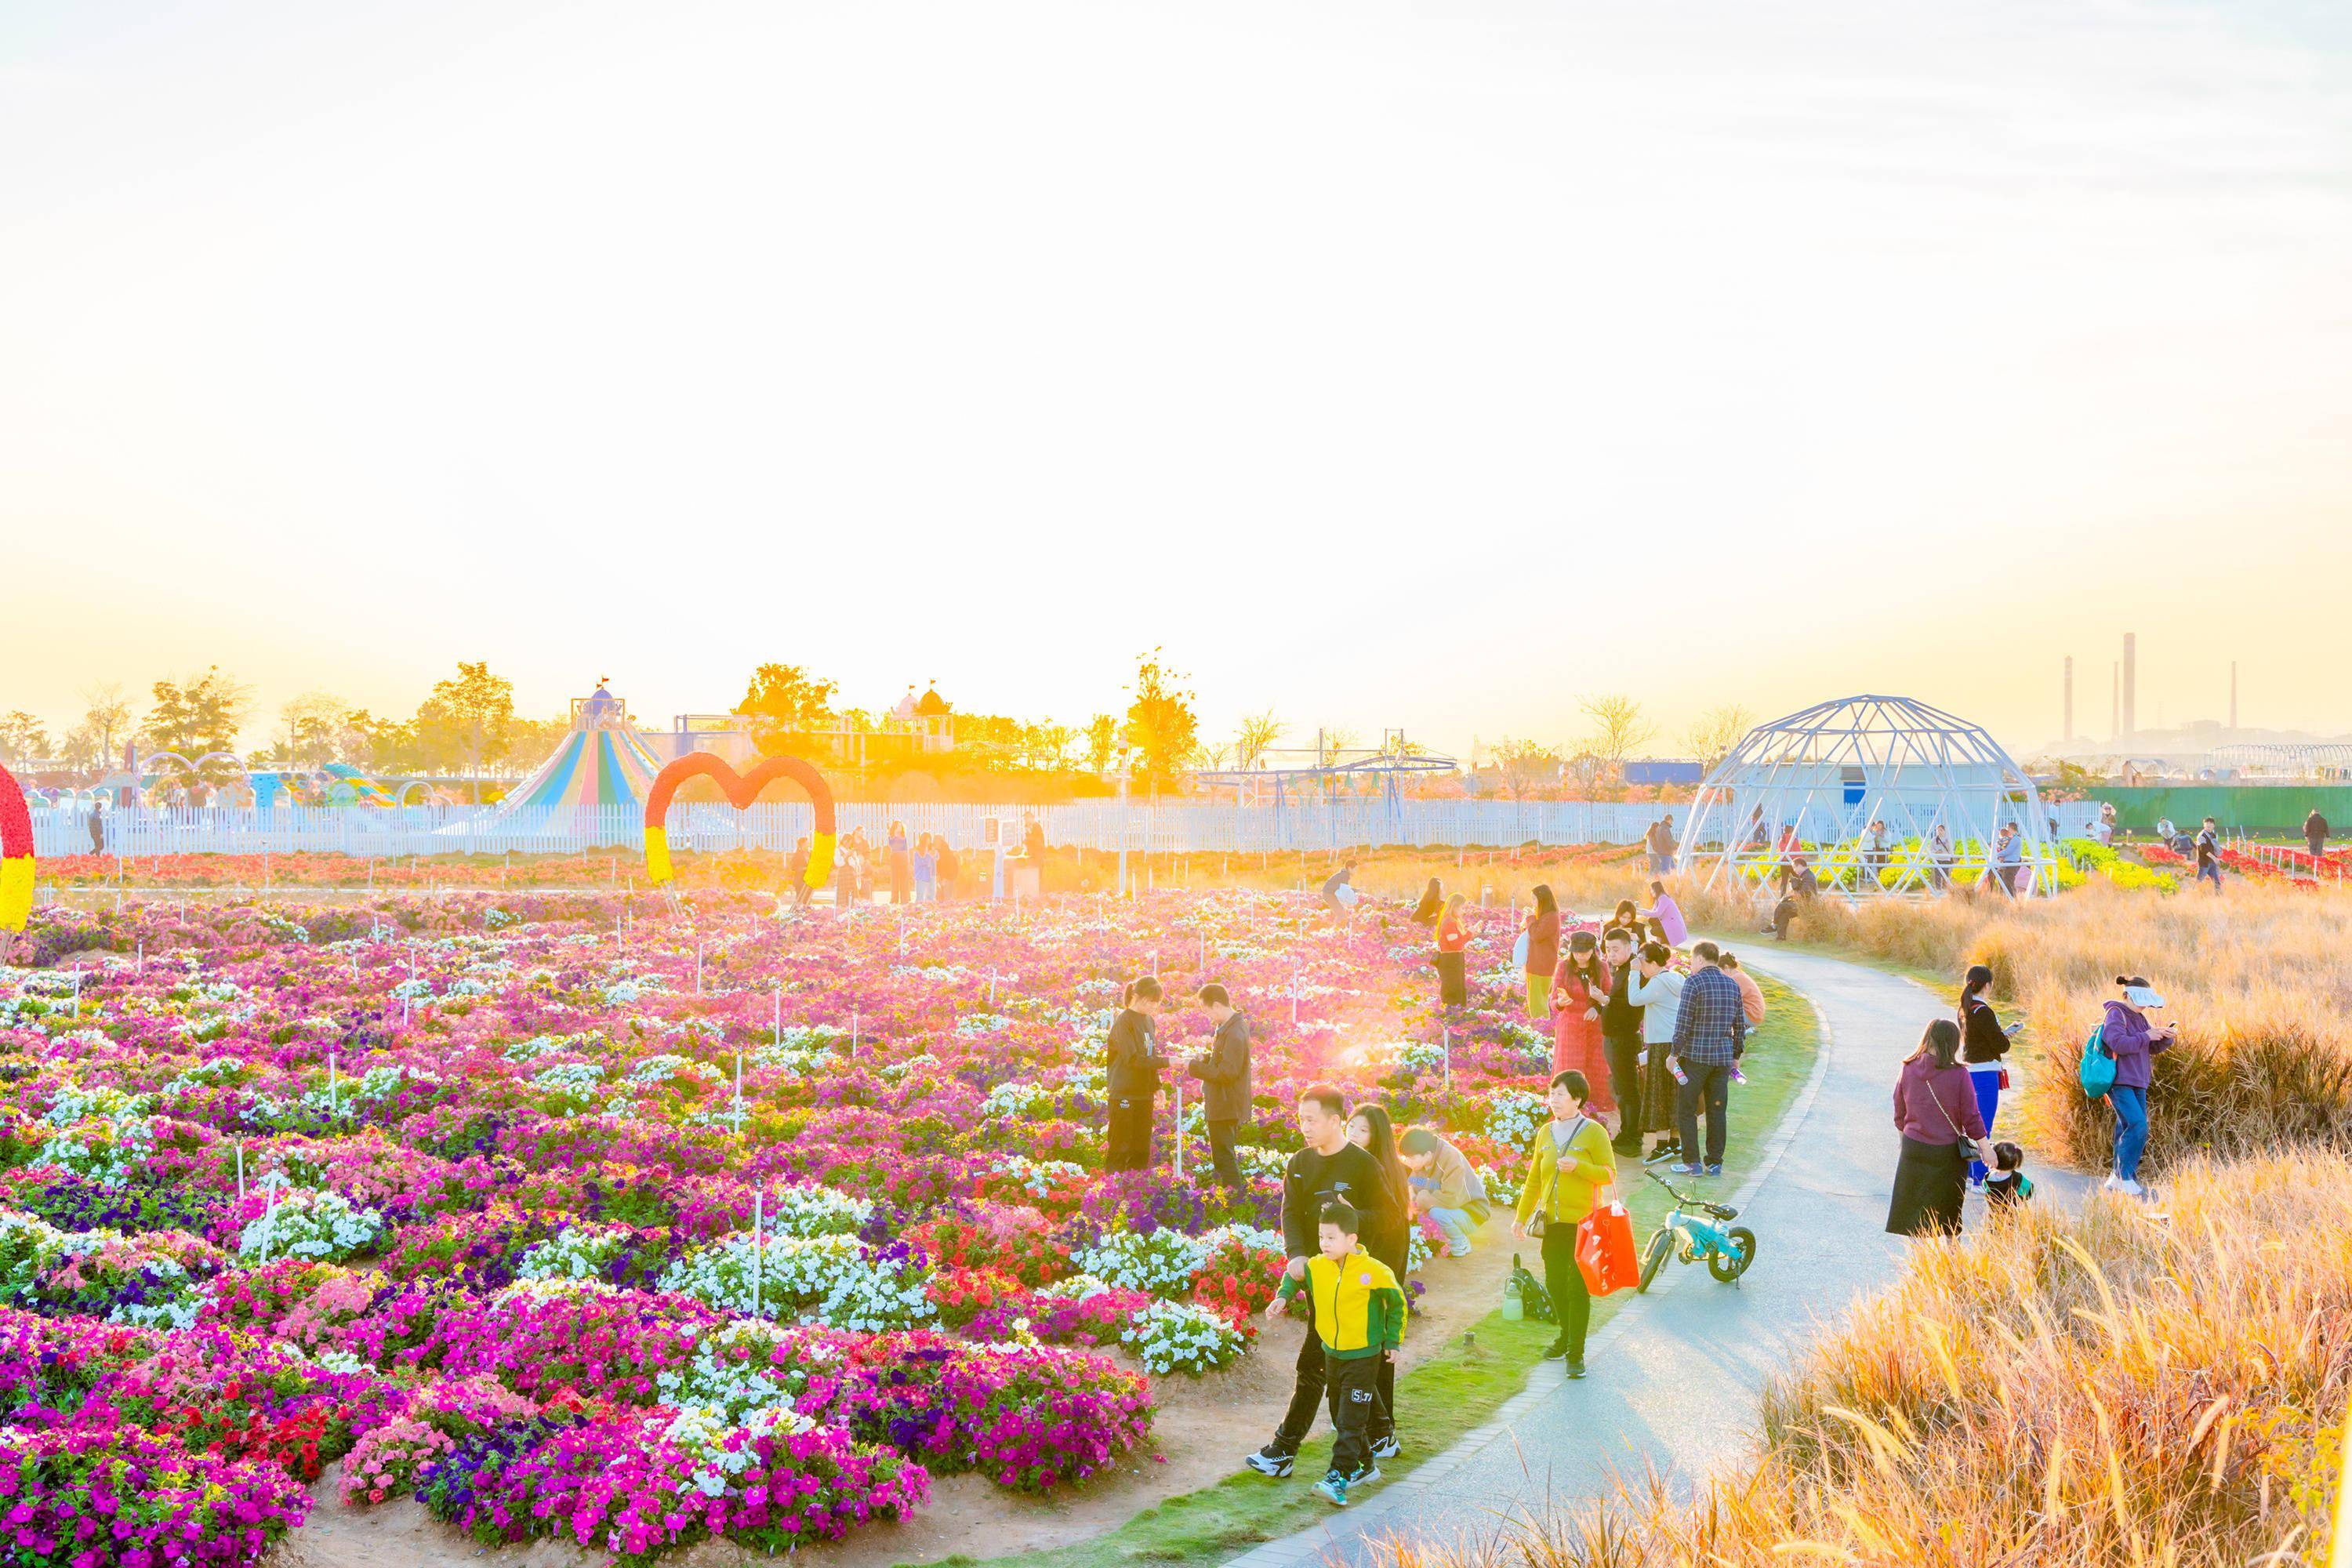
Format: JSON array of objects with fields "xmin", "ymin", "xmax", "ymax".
[{"xmin": 0, "ymin": 855, "xmax": 31, "ymax": 933}]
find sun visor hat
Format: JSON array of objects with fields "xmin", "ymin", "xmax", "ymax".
[{"xmin": 2123, "ymin": 984, "xmax": 2167, "ymax": 1009}]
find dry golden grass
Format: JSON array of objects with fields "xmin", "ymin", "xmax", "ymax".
[{"xmin": 1355, "ymin": 1153, "xmax": 2351, "ymax": 1568}]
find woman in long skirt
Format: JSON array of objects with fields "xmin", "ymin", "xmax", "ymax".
[{"xmin": 1886, "ymin": 1019, "xmax": 1986, "ymax": 1236}]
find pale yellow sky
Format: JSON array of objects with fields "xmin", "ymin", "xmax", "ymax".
[{"xmin": 3, "ymin": 1, "xmax": 2347, "ymax": 760}]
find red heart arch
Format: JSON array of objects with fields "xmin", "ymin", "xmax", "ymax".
[{"xmin": 642, "ymin": 753, "xmax": 836, "ymax": 889}]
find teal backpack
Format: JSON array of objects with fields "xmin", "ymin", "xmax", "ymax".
[{"xmin": 2078, "ymin": 1023, "xmax": 2116, "ymax": 1100}]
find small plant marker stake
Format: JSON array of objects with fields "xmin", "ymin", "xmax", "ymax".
[
  {"xmin": 750, "ymin": 1187, "xmax": 764, "ymax": 1319},
  {"xmin": 988, "ymin": 968, "xmax": 998, "ymax": 1006},
  {"xmin": 772, "ymin": 986, "xmax": 782, "ymax": 1042},
  {"xmin": 1443, "ymin": 1026, "xmax": 1452, "ymax": 1093},
  {"xmin": 732, "ymin": 1051, "xmax": 746, "ymax": 1134},
  {"xmin": 328, "ymin": 1051, "xmax": 338, "ymax": 1119},
  {"xmin": 235, "ymin": 1141, "xmax": 245, "ymax": 1207},
  {"xmin": 1173, "ymin": 1080, "xmax": 1185, "ymax": 1180}
]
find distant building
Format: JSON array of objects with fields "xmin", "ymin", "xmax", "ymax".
[{"xmin": 887, "ymin": 685, "xmax": 955, "ymax": 755}]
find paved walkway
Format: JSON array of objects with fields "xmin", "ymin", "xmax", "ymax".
[{"xmin": 1220, "ymin": 945, "xmax": 2083, "ymax": 1567}]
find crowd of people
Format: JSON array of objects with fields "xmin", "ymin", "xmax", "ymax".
[{"xmin": 1087, "ymin": 849, "xmax": 2201, "ymax": 1506}]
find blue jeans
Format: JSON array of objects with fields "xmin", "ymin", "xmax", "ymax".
[
  {"xmin": 1966, "ymin": 1065, "xmax": 2002, "ymax": 1184},
  {"xmin": 2110, "ymin": 1084, "xmax": 2149, "ymax": 1181},
  {"xmin": 1409, "ymin": 1176, "xmax": 1476, "ymax": 1254},
  {"xmin": 2198, "ymin": 860, "xmax": 2222, "ymax": 889}
]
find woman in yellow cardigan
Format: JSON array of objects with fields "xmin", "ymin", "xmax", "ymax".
[{"xmin": 1513, "ymin": 1068, "xmax": 1617, "ymax": 1377}]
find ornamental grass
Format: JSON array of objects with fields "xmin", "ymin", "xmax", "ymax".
[{"xmin": 1357, "ymin": 1152, "xmax": 2350, "ymax": 1567}]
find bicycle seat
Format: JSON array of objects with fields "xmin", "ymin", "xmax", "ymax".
[{"xmin": 1704, "ymin": 1203, "xmax": 1739, "ymax": 1220}]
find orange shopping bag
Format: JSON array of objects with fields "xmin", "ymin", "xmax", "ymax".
[{"xmin": 1577, "ymin": 1188, "xmax": 1639, "ymax": 1296}]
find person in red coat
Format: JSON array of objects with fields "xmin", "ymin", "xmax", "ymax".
[{"xmin": 1551, "ymin": 931, "xmax": 1615, "ymax": 1118}]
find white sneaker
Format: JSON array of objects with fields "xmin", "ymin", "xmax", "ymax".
[
  {"xmin": 2114, "ymin": 1178, "xmax": 2144, "ymax": 1198},
  {"xmin": 2101, "ymin": 1174, "xmax": 2120, "ymax": 1191}
]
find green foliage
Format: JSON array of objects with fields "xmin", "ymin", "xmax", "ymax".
[
  {"xmin": 1120, "ymin": 648, "xmax": 1198, "ymax": 794},
  {"xmin": 738, "ymin": 662, "xmax": 840, "ymax": 754}
]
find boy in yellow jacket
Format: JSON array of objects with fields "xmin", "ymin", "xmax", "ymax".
[{"xmin": 1267, "ymin": 1200, "xmax": 1407, "ymax": 1506}]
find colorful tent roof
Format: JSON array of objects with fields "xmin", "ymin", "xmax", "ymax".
[{"xmin": 493, "ymin": 685, "xmax": 666, "ymax": 817}]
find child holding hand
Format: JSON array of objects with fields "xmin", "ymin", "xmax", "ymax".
[{"xmin": 1267, "ymin": 1200, "xmax": 1408, "ymax": 1507}]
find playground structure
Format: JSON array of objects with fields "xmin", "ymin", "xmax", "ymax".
[
  {"xmin": 1191, "ymin": 728, "xmax": 1457, "ymax": 840},
  {"xmin": 1678, "ymin": 694, "xmax": 2059, "ymax": 898},
  {"xmin": 470, "ymin": 683, "xmax": 667, "ymax": 844}
]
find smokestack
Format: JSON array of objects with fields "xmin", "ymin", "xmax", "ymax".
[
  {"xmin": 2111, "ymin": 662, "xmax": 2119, "ymax": 741},
  {"xmin": 2122, "ymin": 633, "xmax": 2137, "ymax": 739},
  {"xmin": 2063, "ymin": 656, "xmax": 2074, "ymax": 742},
  {"xmin": 2230, "ymin": 661, "xmax": 2238, "ymax": 731}
]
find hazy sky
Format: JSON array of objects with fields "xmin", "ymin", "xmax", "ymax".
[{"xmin": 4, "ymin": 0, "xmax": 2348, "ymax": 760}]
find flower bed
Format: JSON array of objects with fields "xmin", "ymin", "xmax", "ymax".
[{"xmin": 0, "ymin": 882, "xmax": 1554, "ymax": 1559}]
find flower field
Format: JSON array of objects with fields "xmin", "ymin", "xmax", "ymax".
[{"xmin": 0, "ymin": 886, "xmax": 1563, "ymax": 1565}]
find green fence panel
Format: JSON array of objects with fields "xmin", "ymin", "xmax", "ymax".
[{"xmin": 2098, "ymin": 786, "xmax": 2352, "ymax": 834}]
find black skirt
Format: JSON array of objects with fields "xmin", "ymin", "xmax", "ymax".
[
  {"xmin": 1435, "ymin": 950, "xmax": 1468, "ymax": 1006},
  {"xmin": 1886, "ymin": 1135, "xmax": 1967, "ymax": 1236}
]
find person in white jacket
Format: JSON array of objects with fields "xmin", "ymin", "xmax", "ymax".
[{"xmin": 1625, "ymin": 942, "xmax": 1687, "ymax": 1163}]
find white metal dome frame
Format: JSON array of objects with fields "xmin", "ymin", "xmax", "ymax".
[{"xmin": 1678, "ymin": 694, "xmax": 2058, "ymax": 899}]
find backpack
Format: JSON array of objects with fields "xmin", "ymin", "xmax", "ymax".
[{"xmin": 2078, "ymin": 1022, "xmax": 2116, "ymax": 1100}]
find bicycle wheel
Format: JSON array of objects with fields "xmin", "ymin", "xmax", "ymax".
[
  {"xmin": 1637, "ymin": 1231, "xmax": 1672, "ymax": 1294},
  {"xmin": 1708, "ymin": 1226, "xmax": 1758, "ymax": 1283}
]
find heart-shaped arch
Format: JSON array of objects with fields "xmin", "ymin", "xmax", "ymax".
[
  {"xmin": 0, "ymin": 763, "xmax": 32, "ymax": 932},
  {"xmin": 643, "ymin": 753, "xmax": 836, "ymax": 889}
]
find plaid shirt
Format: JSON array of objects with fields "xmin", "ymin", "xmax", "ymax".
[{"xmin": 1671, "ymin": 964, "xmax": 1748, "ymax": 1066}]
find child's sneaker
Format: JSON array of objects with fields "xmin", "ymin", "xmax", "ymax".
[
  {"xmin": 1312, "ymin": 1471, "xmax": 1348, "ymax": 1507},
  {"xmin": 1370, "ymin": 1434, "xmax": 1401, "ymax": 1461},
  {"xmin": 1243, "ymin": 1444, "xmax": 1294, "ymax": 1478},
  {"xmin": 1345, "ymin": 1461, "xmax": 1382, "ymax": 1488},
  {"xmin": 1669, "ymin": 1163, "xmax": 1702, "ymax": 1175},
  {"xmin": 1705, "ymin": 1163, "xmax": 1724, "ymax": 1177}
]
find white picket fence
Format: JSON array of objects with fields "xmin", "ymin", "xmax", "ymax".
[{"xmin": 29, "ymin": 798, "xmax": 2110, "ymax": 861}]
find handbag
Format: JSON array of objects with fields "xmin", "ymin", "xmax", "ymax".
[
  {"xmin": 2078, "ymin": 1024, "xmax": 2115, "ymax": 1099},
  {"xmin": 1524, "ymin": 1116, "xmax": 1585, "ymax": 1238},
  {"xmin": 1576, "ymin": 1182, "xmax": 1639, "ymax": 1295},
  {"xmin": 1930, "ymin": 1076, "xmax": 1982, "ymax": 1167},
  {"xmin": 1512, "ymin": 931, "xmax": 1530, "ymax": 970}
]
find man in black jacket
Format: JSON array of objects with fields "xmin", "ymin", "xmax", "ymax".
[
  {"xmin": 1245, "ymin": 1083, "xmax": 1402, "ymax": 1480},
  {"xmin": 1186, "ymin": 985, "xmax": 1250, "ymax": 1189},
  {"xmin": 1104, "ymin": 978, "xmax": 1165, "ymax": 1173},
  {"xmin": 1599, "ymin": 927, "xmax": 1646, "ymax": 1155}
]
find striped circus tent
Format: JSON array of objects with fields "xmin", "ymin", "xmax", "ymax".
[{"xmin": 485, "ymin": 684, "xmax": 665, "ymax": 833}]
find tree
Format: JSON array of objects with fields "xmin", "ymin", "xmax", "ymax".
[
  {"xmin": 737, "ymin": 663, "xmax": 840, "ymax": 755},
  {"xmin": 1580, "ymin": 694, "xmax": 1656, "ymax": 779},
  {"xmin": 0, "ymin": 712, "xmax": 49, "ymax": 767},
  {"xmin": 1681, "ymin": 704, "xmax": 1755, "ymax": 774},
  {"xmin": 274, "ymin": 691, "xmax": 352, "ymax": 771},
  {"xmin": 1316, "ymin": 725, "xmax": 1361, "ymax": 759},
  {"xmin": 1232, "ymin": 710, "xmax": 1285, "ymax": 771},
  {"xmin": 1121, "ymin": 649, "xmax": 1199, "ymax": 796},
  {"xmin": 78, "ymin": 683, "xmax": 132, "ymax": 769},
  {"xmin": 414, "ymin": 662, "xmax": 517, "ymax": 803},
  {"xmin": 1490, "ymin": 737, "xmax": 1563, "ymax": 800},
  {"xmin": 144, "ymin": 667, "xmax": 252, "ymax": 760},
  {"xmin": 1083, "ymin": 714, "xmax": 1120, "ymax": 775}
]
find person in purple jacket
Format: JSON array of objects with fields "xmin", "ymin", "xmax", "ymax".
[
  {"xmin": 1886, "ymin": 1018, "xmax": 1989, "ymax": 1236},
  {"xmin": 2101, "ymin": 975, "xmax": 2176, "ymax": 1198}
]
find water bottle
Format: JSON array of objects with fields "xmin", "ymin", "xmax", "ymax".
[
  {"xmin": 1501, "ymin": 1259, "xmax": 1524, "ymax": 1321},
  {"xmin": 1669, "ymin": 1056, "xmax": 1689, "ymax": 1086}
]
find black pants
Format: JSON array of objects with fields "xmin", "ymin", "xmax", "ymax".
[
  {"xmin": 1276, "ymin": 1281, "xmax": 1397, "ymax": 1451},
  {"xmin": 1324, "ymin": 1352, "xmax": 1382, "ymax": 1478},
  {"xmin": 1105, "ymin": 1095, "xmax": 1153, "ymax": 1172},
  {"xmin": 1539, "ymin": 1223, "xmax": 1592, "ymax": 1360},
  {"xmin": 1603, "ymin": 1033, "xmax": 1644, "ymax": 1149},
  {"xmin": 1675, "ymin": 1062, "xmax": 1731, "ymax": 1167},
  {"xmin": 1206, "ymin": 1120, "xmax": 1243, "ymax": 1188}
]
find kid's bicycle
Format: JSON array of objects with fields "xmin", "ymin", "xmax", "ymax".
[{"xmin": 1637, "ymin": 1168, "xmax": 1758, "ymax": 1290}]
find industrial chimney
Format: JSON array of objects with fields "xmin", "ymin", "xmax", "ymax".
[
  {"xmin": 2063, "ymin": 656, "xmax": 2074, "ymax": 742},
  {"xmin": 2230, "ymin": 661, "xmax": 2238, "ymax": 731},
  {"xmin": 2122, "ymin": 633, "xmax": 2137, "ymax": 739}
]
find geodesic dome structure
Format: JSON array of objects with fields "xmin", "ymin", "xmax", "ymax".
[{"xmin": 1679, "ymin": 695, "xmax": 2056, "ymax": 898}]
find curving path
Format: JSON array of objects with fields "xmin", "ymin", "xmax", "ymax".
[{"xmin": 1218, "ymin": 944, "xmax": 2080, "ymax": 1568}]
